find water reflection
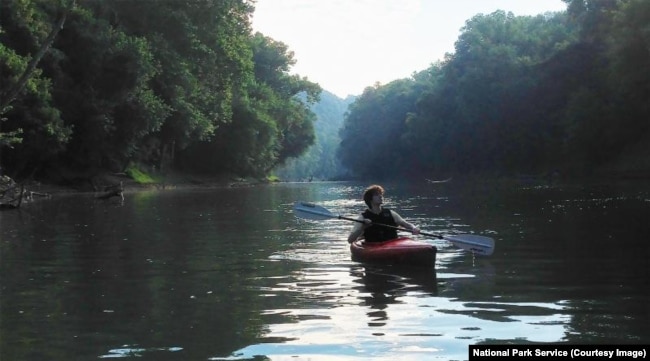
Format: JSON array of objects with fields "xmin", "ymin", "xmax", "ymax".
[
  {"xmin": 219, "ymin": 263, "xmax": 440, "ymax": 361},
  {"xmin": 222, "ymin": 257, "xmax": 572, "ymax": 360},
  {"xmin": 2, "ymin": 181, "xmax": 649, "ymax": 361},
  {"xmin": 352, "ymin": 265, "xmax": 438, "ymax": 328}
]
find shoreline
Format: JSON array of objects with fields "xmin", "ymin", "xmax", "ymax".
[
  {"xmin": 3, "ymin": 167, "xmax": 649, "ymax": 205},
  {"xmin": 1, "ymin": 172, "xmax": 274, "ymax": 208}
]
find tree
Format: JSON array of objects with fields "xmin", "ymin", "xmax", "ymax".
[
  {"xmin": 338, "ymin": 79, "xmax": 421, "ymax": 178},
  {"xmin": 0, "ymin": 0, "xmax": 73, "ymax": 176},
  {"xmin": 605, "ymin": 0, "xmax": 650, "ymax": 143},
  {"xmin": 176, "ymin": 33, "xmax": 320, "ymax": 177},
  {"xmin": 337, "ymin": 9, "xmax": 589, "ymax": 178},
  {"xmin": 1, "ymin": 0, "xmax": 325, "ymax": 180},
  {"xmin": 37, "ymin": 2, "xmax": 170, "ymax": 172},
  {"xmin": 102, "ymin": 0, "xmax": 256, "ymax": 171}
]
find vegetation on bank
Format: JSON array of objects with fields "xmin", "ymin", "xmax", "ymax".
[
  {"xmin": 1, "ymin": 0, "xmax": 320, "ymax": 185},
  {"xmin": 337, "ymin": 0, "xmax": 649, "ymax": 179},
  {"xmin": 124, "ymin": 163, "xmax": 157, "ymax": 184},
  {"xmin": 1, "ymin": 0, "xmax": 649, "ymax": 189}
]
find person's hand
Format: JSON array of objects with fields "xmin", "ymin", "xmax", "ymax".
[
  {"xmin": 411, "ymin": 227, "xmax": 420, "ymax": 235},
  {"xmin": 363, "ymin": 219, "xmax": 372, "ymax": 227}
]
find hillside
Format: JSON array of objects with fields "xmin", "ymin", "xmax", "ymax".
[{"xmin": 273, "ymin": 90, "xmax": 355, "ymax": 181}]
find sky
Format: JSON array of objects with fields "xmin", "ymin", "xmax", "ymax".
[{"xmin": 251, "ymin": 0, "xmax": 568, "ymax": 98}]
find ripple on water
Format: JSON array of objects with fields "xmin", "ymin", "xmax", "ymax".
[
  {"xmin": 99, "ymin": 345, "xmax": 183, "ymax": 358},
  {"xmin": 216, "ymin": 259, "xmax": 572, "ymax": 361}
]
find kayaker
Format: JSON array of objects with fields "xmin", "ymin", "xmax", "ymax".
[{"xmin": 347, "ymin": 184, "xmax": 420, "ymax": 243}]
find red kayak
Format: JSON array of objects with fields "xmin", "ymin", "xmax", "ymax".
[{"xmin": 350, "ymin": 237, "xmax": 437, "ymax": 266}]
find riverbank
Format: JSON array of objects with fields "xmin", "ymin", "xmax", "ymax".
[
  {"xmin": 1, "ymin": 171, "xmax": 274, "ymax": 205},
  {"xmin": 3, "ymin": 155, "xmax": 649, "ymax": 207}
]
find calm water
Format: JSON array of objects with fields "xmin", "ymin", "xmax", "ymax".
[{"xmin": 1, "ymin": 179, "xmax": 649, "ymax": 360}]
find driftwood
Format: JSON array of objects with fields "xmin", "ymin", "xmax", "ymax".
[
  {"xmin": 1, "ymin": 175, "xmax": 54, "ymax": 209},
  {"xmin": 0, "ymin": 173, "xmax": 128, "ymax": 209},
  {"xmin": 0, "ymin": 183, "xmax": 25, "ymax": 209},
  {"xmin": 28, "ymin": 191, "xmax": 50, "ymax": 198},
  {"xmin": 95, "ymin": 181, "xmax": 124, "ymax": 200}
]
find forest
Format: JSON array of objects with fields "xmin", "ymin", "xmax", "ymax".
[
  {"xmin": 1, "ymin": 0, "xmax": 320, "ymax": 184},
  {"xmin": 1, "ymin": 0, "xmax": 649, "ymax": 186},
  {"xmin": 338, "ymin": 0, "xmax": 649, "ymax": 179}
]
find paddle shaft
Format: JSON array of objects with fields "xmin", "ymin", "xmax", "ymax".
[
  {"xmin": 337, "ymin": 214, "xmax": 443, "ymax": 239},
  {"xmin": 295, "ymin": 202, "xmax": 441, "ymax": 238}
]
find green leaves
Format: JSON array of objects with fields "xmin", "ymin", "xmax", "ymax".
[
  {"xmin": 175, "ymin": 33, "xmax": 320, "ymax": 177},
  {"xmin": 1, "ymin": 0, "xmax": 320, "ymax": 179},
  {"xmin": 338, "ymin": 79, "xmax": 425, "ymax": 177},
  {"xmin": 338, "ymin": 3, "xmax": 649, "ymax": 178},
  {"xmin": 0, "ymin": 0, "xmax": 72, "ymax": 172}
]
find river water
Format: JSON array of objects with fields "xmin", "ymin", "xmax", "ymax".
[{"xmin": 1, "ymin": 179, "xmax": 649, "ymax": 360}]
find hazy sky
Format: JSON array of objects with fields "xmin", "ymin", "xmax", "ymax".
[{"xmin": 251, "ymin": 0, "xmax": 567, "ymax": 98}]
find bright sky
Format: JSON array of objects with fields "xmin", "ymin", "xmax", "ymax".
[{"xmin": 251, "ymin": 0, "xmax": 567, "ymax": 98}]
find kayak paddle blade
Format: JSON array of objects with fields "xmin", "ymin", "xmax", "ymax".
[
  {"xmin": 293, "ymin": 201, "xmax": 336, "ymax": 221},
  {"xmin": 442, "ymin": 234, "xmax": 495, "ymax": 256}
]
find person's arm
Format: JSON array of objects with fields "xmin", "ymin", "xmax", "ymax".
[
  {"xmin": 390, "ymin": 210, "xmax": 420, "ymax": 234},
  {"xmin": 347, "ymin": 215, "xmax": 370, "ymax": 243}
]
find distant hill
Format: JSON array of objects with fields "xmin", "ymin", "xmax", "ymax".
[{"xmin": 273, "ymin": 90, "xmax": 355, "ymax": 181}]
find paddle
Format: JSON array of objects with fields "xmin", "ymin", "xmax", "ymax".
[{"xmin": 293, "ymin": 201, "xmax": 495, "ymax": 256}]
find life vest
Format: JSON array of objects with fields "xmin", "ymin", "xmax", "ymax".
[{"xmin": 362, "ymin": 208, "xmax": 398, "ymax": 242}]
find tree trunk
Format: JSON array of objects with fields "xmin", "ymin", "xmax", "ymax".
[{"xmin": 0, "ymin": 1, "xmax": 75, "ymax": 110}]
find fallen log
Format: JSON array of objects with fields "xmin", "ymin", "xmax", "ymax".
[{"xmin": 95, "ymin": 182, "xmax": 124, "ymax": 200}]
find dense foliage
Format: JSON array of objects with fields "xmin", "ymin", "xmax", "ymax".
[
  {"xmin": 3, "ymin": 0, "xmax": 648, "ymax": 183},
  {"xmin": 0, "ymin": 0, "xmax": 320, "ymax": 181},
  {"xmin": 338, "ymin": 0, "xmax": 649, "ymax": 179}
]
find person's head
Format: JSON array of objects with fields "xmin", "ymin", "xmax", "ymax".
[{"xmin": 363, "ymin": 184, "xmax": 384, "ymax": 208}]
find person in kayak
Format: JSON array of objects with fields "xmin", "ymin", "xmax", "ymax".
[{"xmin": 347, "ymin": 184, "xmax": 420, "ymax": 243}]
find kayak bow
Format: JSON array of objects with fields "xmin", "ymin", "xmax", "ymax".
[{"xmin": 350, "ymin": 237, "xmax": 437, "ymax": 266}]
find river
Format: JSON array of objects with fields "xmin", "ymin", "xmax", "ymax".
[{"xmin": 1, "ymin": 179, "xmax": 648, "ymax": 360}]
